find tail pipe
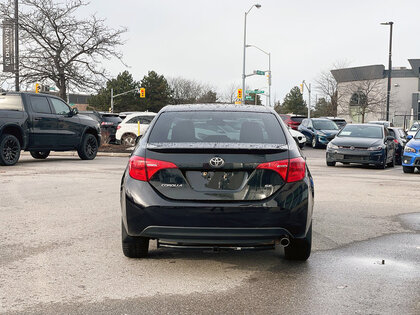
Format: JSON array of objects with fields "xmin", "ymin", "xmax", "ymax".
[{"xmin": 279, "ymin": 236, "xmax": 290, "ymax": 247}]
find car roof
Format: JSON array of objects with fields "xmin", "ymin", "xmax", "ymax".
[
  {"xmin": 161, "ymin": 104, "xmax": 275, "ymax": 113},
  {"xmin": 123, "ymin": 112, "xmax": 157, "ymax": 119}
]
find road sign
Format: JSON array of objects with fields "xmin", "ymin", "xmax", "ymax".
[
  {"xmin": 245, "ymin": 96, "xmax": 253, "ymax": 100},
  {"xmin": 246, "ymin": 90, "xmax": 264, "ymax": 94},
  {"xmin": 253, "ymin": 70, "xmax": 265, "ymax": 75},
  {"xmin": 235, "ymin": 101, "xmax": 242, "ymax": 105}
]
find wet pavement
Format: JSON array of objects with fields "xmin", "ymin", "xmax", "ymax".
[{"xmin": 1, "ymin": 149, "xmax": 419, "ymax": 314}]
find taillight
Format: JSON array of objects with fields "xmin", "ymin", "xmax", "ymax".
[
  {"xmin": 101, "ymin": 122, "xmax": 113, "ymax": 126},
  {"xmin": 257, "ymin": 157, "xmax": 306, "ymax": 183},
  {"xmin": 116, "ymin": 125, "xmax": 121, "ymax": 130},
  {"xmin": 393, "ymin": 139, "xmax": 398, "ymax": 144},
  {"xmin": 128, "ymin": 156, "xmax": 177, "ymax": 181}
]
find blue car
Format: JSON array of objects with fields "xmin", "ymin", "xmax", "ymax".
[
  {"xmin": 298, "ymin": 118, "xmax": 339, "ymax": 148},
  {"xmin": 402, "ymin": 130, "xmax": 420, "ymax": 173}
]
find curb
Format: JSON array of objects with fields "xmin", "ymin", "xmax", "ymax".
[{"xmin": 21, "ymin": 151, "xmax": 131, "ymax": 158}]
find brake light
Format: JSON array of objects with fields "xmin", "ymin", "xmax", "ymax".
[
  {"xmin": 257, "ymin": 157, "xmax": 306, "ymax": 183},
  {"xmin": 116, "ymin": 125, "xmax": 121, "ymax": 130},
  {"xmin": 128, "ymin": 156, "xmax": 177, "ymax": 181},
  {"xmin": 393, "ymin": 139, "xmax": 398, "ymax": 144}
]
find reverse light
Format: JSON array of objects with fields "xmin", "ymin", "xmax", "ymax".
[
  {"xmin": 257, "ymin": 157, "xmax": 306, "ymax": 183},
  {"xmin": 129, "ymin": 156, "xmax": 177, "ymax": 181}
]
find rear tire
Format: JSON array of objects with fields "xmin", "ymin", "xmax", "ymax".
[
  {"xmin": 122, "ymin": 221, "xmax": 149, "ymax": 258},
  {"xmin": 77, "ymin": 133, "xmax": 98, "ymax": 160},
  {"xmin": 403, "ymin": 166, "xmax": 414, "ymax": 173},
  {"xmin": 326, "ymin": 161, "xmax": 336, "ymax": 166},
  {"xmin": 284, "ymin": 223, "xmax": 312, "ymax": 261},
  {"xmin": 0, "ymin": 134, "xmax": 21, "ymax": 166},
  {"xmin": 121, "ymin": 133, "xmax": 137, "ymax": 146},
  {"xmin": 30, "ymin": 151, "xmax": 50, "ymax": 159}
]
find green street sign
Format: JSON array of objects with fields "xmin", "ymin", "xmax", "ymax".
[
  {"xmin": 245, "ymin": 96, "xmax": 253, "ymax": 100},
  {"xmin": 254, "ymin": 70, "xmax": 265, "ymax": 75},
  {"xmin": 246, "ymin": 90, "xmax": 265, "ymax": 94}
]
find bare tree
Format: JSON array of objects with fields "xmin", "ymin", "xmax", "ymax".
[
  {"xmin": 168, "ymin": 76, "xmax": 216, "ymax": 104},
  {"xmin": 315, "ymin": 61, "xmax": 350, "ymax": 116},
  {"xmin": 340, "ymin": 79, "xmax": 387, "ymax": 123},
  {"xmin": 0, "ymin": 0, "xmax": 126, "ymax": 100}
]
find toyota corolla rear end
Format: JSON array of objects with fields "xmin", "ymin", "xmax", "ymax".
[{"xmin": 121, "ymin": 105, "xmax": 314, "ymax": 260}]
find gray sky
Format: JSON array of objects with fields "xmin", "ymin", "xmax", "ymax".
[{"xmin": 84, "ymin": 0, "xmax": 419, "ymax": 105}]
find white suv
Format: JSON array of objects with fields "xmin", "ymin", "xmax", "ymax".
[{"xmin": 116, "ymin": 112, "xmax": 157, "ymax": 145}]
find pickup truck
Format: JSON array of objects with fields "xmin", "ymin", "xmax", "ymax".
[{"xmin": 0, "ymin": 92, "xmax": 101, "ymax": 166}]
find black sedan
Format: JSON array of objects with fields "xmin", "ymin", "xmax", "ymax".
[
  {"xmin": 388, "ymin": 127, "xmax": 407, "ymax": 165},
  {"xmin": 326, "ymin": 124, "xmax": 395, "ymax": 168},
  {"xmin": 121, "ymin": 105, "xmax": 314, "ymax": 261}
]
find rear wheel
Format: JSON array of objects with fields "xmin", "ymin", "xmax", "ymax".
[
  {"xmin": 30, "ymin": 151, "xmax": 50, "ymax": 159},
  {"xmin": 122, "ymin": 221, "xmax": 149, "ymax": 258},
  {"xmin": 326, "ymin": 161, "xmax": 336, "ymax": 166},
  {"xmin": 387, "ymin": 154, "xmax": 395, "ymax": 168},
  {"xmin": 403, "ymin": 166, "xmax": 414, "ymax": 173},
  {"xmin": 284, "ymin": 223, "xmax": 312, "ymax": 261},
  {"xmin": 121, "ymin": 133, "xmax": 137, "ymax": 146},
  {"xmin": 77, "ymin": 133, "xmax": 98, "ymax": 160},
  {"xmin": 0, "ymin": 134, "xmax": 21, "ymax": 166}
]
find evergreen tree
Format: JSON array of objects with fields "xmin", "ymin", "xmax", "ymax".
[
  {"xmin": 140, "ymin": 71, "xmax": 172, "ymax": 112},
  {"xmin": 88, "ymin": 71, "xmax": 141, "ymax": 112},
  {"xmin": 276, "ymin": 87, "xmax": 307, "ymax": 115},
  {"xmin": 312, "ymin": 97, "xmax": 333, "ymax": 117}
]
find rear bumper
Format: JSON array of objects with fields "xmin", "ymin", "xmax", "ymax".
[
  {"xmin": 121, "ymin": 175, "xmax": 314, "ymax": 244},
  {"xmin": 326, "ymin": 149, "xmax": 385, "ymax": 165}
]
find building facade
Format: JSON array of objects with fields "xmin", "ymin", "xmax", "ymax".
[{"xmin": 331, "ymin": 59, "xmax": 420, "ymax": 127}]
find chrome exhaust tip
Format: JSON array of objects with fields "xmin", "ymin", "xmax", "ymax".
[{"xmin": 279, "ymin": 237, "xmax": 290, "ymax": 247}]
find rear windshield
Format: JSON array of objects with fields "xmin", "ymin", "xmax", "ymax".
[
  {"xmin": 313, "ymin": 120, "xmax": 339, "ymax": 130},
  {"xmin": 410, "ymin": 124, "xmax": 419, "ymax": 131},
  {"xmin": 102, "ymin": 116, "xmax": 122, "ymax": 123},
  {"xmin": 148, "ymin": 111, "xmax": 286, "ymax": 144},
  {"xmin": 0, "ymin": 95, "xmax": 23, "ymax": 111},
  {"xmin": 290, "ymin": 117, "xmax": 304, "ymax": 123},
  {"xmin": 338, "ymin": 125, "xmax": 383, "ymax": 139}
]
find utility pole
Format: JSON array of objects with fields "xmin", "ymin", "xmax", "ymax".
[
  {"xmin": 302, "ymin": 80, "xmax": 311, "ymax": 119},
  {"xmin": 14, "ymin": 0, "xmax": 19, "ymax": 92},
  {"xmin": 110, "ymin": 88, "xmax": 114, "ymax": 113},
  {"xmin": 381, "ymin": 21, "xmax": 393, "ymax": 121}
]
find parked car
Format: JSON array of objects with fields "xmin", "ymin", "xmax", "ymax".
[
  {"xmin": 407, "ymin": 122, "xmax": 420, "ymax": 137},
  {"xmin": 121, "ymin": 105, "xmax": 314, "ymax": 260},
  {"xmin": 388, "ymin": 127, "xmax": 407, "ymax": 165},
  {"xmin": 321, "ymin": 117, "xmax": 347, "ymax": 129},
  {"xmin": 326, "ymin": 124, "xmax": 395, "ymax": 168},
  {"xmin": 368, "ymin": 120, "xmax": 394, "ymax": 128},
  {"xmin": 288, "ymin": 127, "xmax": 306, "ymax": 148},
  {"xmin": 0, "ymin": 92, "xmax": 101, "ymax": 166},
  {"xmin": 279, "ymin": 114, "xmax": 306, "ymax": 130},
  {"xmin": 79, "ymin": 111, "xmax": 122, "ymax": 143},
  {"xmin": 298, "ymin": 118, "xmax": 339, "ymax": 148},
  {"xmin": 402, "ymin": 129, "xmax": 420, "ymax": 173},
  {"xmin": 116, "ymin": 112, "xmax": 157, "ymax": 145}
]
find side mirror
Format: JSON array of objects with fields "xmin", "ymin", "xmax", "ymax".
[
  {"xmin": 407, "ymin": 135, "xmax": 413, "ymax": 140},
  {"xmin": 135, "ymin": 135, "xmax": 142, "ymax": 145},
  {"xmin": 71, "ymin": 108, "xmax": 79, "ymax": 116}
]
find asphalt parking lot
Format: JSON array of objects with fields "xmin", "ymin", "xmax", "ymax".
[{"xmin": 1, "ymin": 149, "xmax": 419, "ymax": 314}]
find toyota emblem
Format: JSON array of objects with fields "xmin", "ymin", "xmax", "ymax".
[{"xmin": 209, "ymin": 157, "xmax": 225, "ymax": 168}]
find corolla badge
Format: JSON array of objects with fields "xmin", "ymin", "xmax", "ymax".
[{"xmin": 209, "ymin": 157, "xmax": 225, "ymax": 168}]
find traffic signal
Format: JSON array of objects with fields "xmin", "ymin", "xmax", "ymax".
[
  {"xmin": 140, "ymin": 88, "xmax": 146, "ymax": 98},
  {"xmin": 299, "ymin": 83, "xmax": 304, "ymax": 93},
  {"xmin": 237, "ymin": 88, "xmax": 243, "ymax": 99},
  {"xmin": 35, "ymin": 83, "xmax": 40, "ymax": 93}
]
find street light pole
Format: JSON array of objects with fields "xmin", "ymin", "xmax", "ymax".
[
  {"xmin": 246, "ymin": 44, "xmax": 271, "ymax": 106},
  {"xmin": 302, "ymin": 80, "xmax": 311, "ymax": 119},
  {"xmin": 14, "ymin": 0, "xmax": 19, "ymax": 92},
  {"xmin": 242, "ymin": 4, "xmax": 261, "ymax": 104},
  {"xmin": 381, "ymin": 21, "xmax": 393, "ymax": 121}
]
